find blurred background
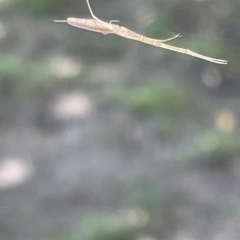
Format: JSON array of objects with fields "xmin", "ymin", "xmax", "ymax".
[{"xmin": 0, "ymin": 0, "xmax": 240, "ymax": 239}]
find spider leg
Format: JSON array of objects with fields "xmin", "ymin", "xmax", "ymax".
[
  {"xmin": 161, "ymin": 33, "xmax": 181, "ymax": 43},
  {"xmin": 86, "ymin": 0, "xmax": 105, "ymax": 23},
  {"xmin": 110, "ymin": 20, "xmax": 120, "ymax": 24}
]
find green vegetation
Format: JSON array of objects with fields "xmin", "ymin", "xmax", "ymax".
[
  {"xmin": 0, "ymin": 55, "xmax": 52, "ymax": 97},
  {"xmin": 14, "ymin": 0, "xmax": 70, "ymax": 16},
  {"xmin": 102, "ymin": 79, "xmax": 199, "ymax": 137},
  {"xmin": 103, "ymin": 81, "xmax": 190, "ymax": 117},
  {"xmin": 57, "ymin": 179, "xmax": 167, "ymax": 240},
  {"xmin": 58, "ymin": 213, "xmax": 138, "ymax": 240},
  {"xmin": 120, "ymin": 178, "xmax": 167, "ymax": 218},
  {"xmin": 178, "ymin": 131, "xmax": 240, "ymax": 168},
  {"xmin": 78, "ymin": 214, "xmax": 138, "ymax": 240},
  {"xmin": 0, "ymin": 54, "xmax": 86, "ymax": 98}
]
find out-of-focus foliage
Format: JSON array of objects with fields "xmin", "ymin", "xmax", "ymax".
[
  {"xmin": 0, "ymin": 54, "xmax": 53, "ymax": 97},
  {"xmin": 14, "ymin": 0, "xmax": 70, "ymax": 16},
  {"xmin": 0, "ymin": 0, "xmax": 239, "ymax": 240},
  {"xmin": 102, "ymin": 79, "xmax": 202, "ymax": 137},
  {"xmin": 77, "ymin": 214, "xmax": 138, "ymax": 240},
  {"xmin": 103, "ymin": 81, "xmax": 190, "ymax": 117},
  {"xmin": 178, "ymin": 131, "xmax": 240, "ymax": 168},
  {"xmin": 120, "ymin": 179, "xmax": 167, "ymax": 218},
  {"xmin": 58, "ymin": 179, "xmax": 168, "ymax": 240}
]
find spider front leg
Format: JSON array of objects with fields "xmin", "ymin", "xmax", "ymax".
[
  {"xmin": 161, "ymin": 33, "xmax": 181, "ymax": 43},
  {"xmin": 110, "ymin": 20, "xmax": 120, "ymax": 24},
  {"xmin": 86, "ymin": 0, "xmax": 120, "ymax": 25},
  {"xmin": 86, "ymin": 0, "xmax": 103, "ymax": 22}
]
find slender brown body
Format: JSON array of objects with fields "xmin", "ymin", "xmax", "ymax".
[
  {"xmin": 66, "ymin": 18, "xmax": 112, "ymax": 34},
  {"xmin": 54, "ymin": 0, "xmax": 228, "ymax": 64}
]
